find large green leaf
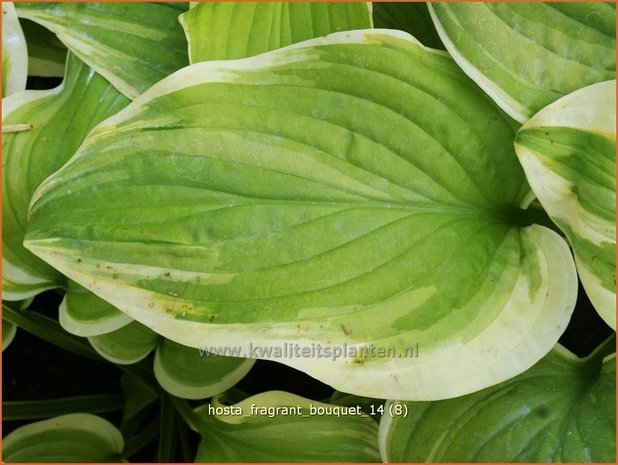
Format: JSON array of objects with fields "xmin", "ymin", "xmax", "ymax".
[
  {"xmin": 60, "ymin": 279, "xmax": 131, "ymax": 337},
  {"xmin": 2, "ymin": 53, "xmax": 129, "ymax": 301},
  {"xmin": 25, "ymin": 30, "xmax": 577, "ymax": 400},
  {"xmin": 515, "ymin": 81, "xmax": 616, "ymax": 329},
  {"xmin": 3, "ymin": 395, "xmax": 124, "ymax": 421},
  {"xmin": 2, "ymin": 2, "xmax": 28, "ymax": 96},
  {"xmin": 14, "ymin": 2, "xmax": 189, "ymax": 98},
  {"xmin": 180, "ymin": 2, "xmax": 372, "ymax": 64},
  {"xmin": 429, "ymin": 3, "xmax": 616, "ymax": 122},
  {"xmin": 2, "ymin": 413, "xmax": 124, "ymax": 462},
  {"xmin": 154, "ymin": 338, "xmax": 255, "ymax": 399},
  {"xmin": 372, "ymin": 2, "xmax": 444, "ymax": 50},
  {"xmin": 193, "ymin": 391, "xmax": 381, "ymax": 461},
  {"xmin": 379, "ymin": 341, "xmax": 616, "ymax": 462}
]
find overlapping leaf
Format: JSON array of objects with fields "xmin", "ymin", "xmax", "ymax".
[
  {"xmin": 515, "ymin": 81, "xmax": 616, "ymax": 329},
  {"xmin": 2, "ymin": 319, "xmax": 17, "ymax": 351},
  {"xmin": 25, "ymin": 30, "xmax": 577, "ymax": 400},
  {"xmin": 2, "ymin": 53, "xmax": 129, "ymax": 301},
  {"xmin": 2, "ymin": 2, "xmax": 28, "ymax": 96},
  {"xmin": 379, "ymin": 341, "xmax": 616, "ymax": 462},
  {"xmin": 2, "ymin": 300, "xmax": 35, "ymax": 351},
  {"xmin": 88, "ymin": 320, "xmax": 159, "ymax": 365},
  {"xmin": 180, "ymin": 1, "xmax": 372, "ymax": 63},
  {"xmin": 2, "ymin": 413, "xmax": 124, "ymax": 462},
  {"xmin": 60, "ymin": 280, "xmax": 131, "ymax": 337},
  {"xmin": 15, "ymin": 2, "xmax": 189, "ymax": 98},
  {"xmin": 193, "ymin": 391, "xmax": 381, "ymax": 461},
  {"xmin": 154, "ymin": 339, "xmax": 255, "ymax": 400},
  {"xmin": 89, "ymin": 321, "xmax": 253, "ymax": 399},
  {"xmin": 429, "ymin": 2, "xmax": 616, "ymax": 122}
]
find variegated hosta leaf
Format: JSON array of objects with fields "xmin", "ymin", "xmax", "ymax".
[
  {"xmin": 154, "ymin": 338, "xmax": 255, "ymax": 400},
  {"xmin": 429, "ymin": 3, "xmax": 616, "ymax": 122},
  {"xmin": 15, "ymin": 2, "xmax": 189, "ymax": 99},
  {"xmin": 2, "ymin": 52, "xmax": 129, "ymax": 301},
  {"xmin": 194, "ymin": 391, "xmax": 381, "ymax": 461},
  {"xmin": 2, "ymin": 413, "xmax": 124, "ymax": 462},
  {"xmin": 25, "ymin": 30, "xmax": 577, "ymax": 400},
  {"xmin": 372, "ymin": 2, "xmax": 444, "ymax": 50},
  {"xmin": 379, "ymin": 342, "xmax": 616, "ymax": 462},
  {"xmin": 21, "ymin": 18, "xmax": 67, "ymax": 78},
  {"xmin": 2, "ymin": 2, "xmax": 28, "ymax": 96},
  {"xmin": 180, "ymin": 2, "xmax": 372, "ymax": 64},
  {"xmin": 2, "ymin": 319, "xmax": 18, "ymax": 351},
  {"xmin": 88, "ymin": 320, "xmax": 159, "ymax": 365},
  {"xmin": 515, "ymin": 81, "xmax": 616, "ymax": 329},
  {"xmin": 60, "ymin": 280, "xmax": 132, "ymax": 337}
]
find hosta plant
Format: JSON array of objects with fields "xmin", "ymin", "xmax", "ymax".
[{"xmin": 2, "ymin": 1, "xmax": 615, "ymax": 462}]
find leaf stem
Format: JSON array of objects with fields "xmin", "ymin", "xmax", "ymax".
[
  {"xmin": 3, "ymin": 395, "xmax": 124, "ymax": 420},
  {"xmin": 170, "ymin": 396, "xmax": 202, "ymax": 433},
  {"xmin": 157, "ymin": 394, "xmax": 177, "ymax": 462},
  {"xmin": 177, "ymin": 415, "xmax": 196, "ymax": 462},
  {"xmin": 122, "ymin": 418, "xmax": 159, "ymax": 459}
]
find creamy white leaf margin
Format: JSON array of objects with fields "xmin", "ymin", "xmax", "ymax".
[
  {"xmin": 378, "ymin": 343, "xmax": 617, "ymax": 462},
  {"xmin": 515, "ymin": 81, "xmax": 616, "ymax": 329},
  {"xmin": 87, "ymin": 321, "xmax": 158, "ymax": 365},
  {"xmin": 154, "ymin": 347, "xmax": 255, "ymax": 400},
  {"xmin": 427, "ymin": 3, "xmax": 529, "ymax": 123},
  {"xmin": 59, "ymin": 281, "xmax": 132, "ymax": 337},
  {"xmin": 26, "ymin": 29, "xmax": 577, "ymax": 400},
  {"xmin": 428, "ymin": 4, "xmax": 615, "ymax": 124},
  {"xmin": 15, "ymin": 2, "xmax": 189, "ymax": 99},
  {"xmin": 2, "ymin": 414, "xmax": 124, "ymax": 462},
  {"xmin": 59, "ymin": 298, "xmax": 132, "ymax": 337}
]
